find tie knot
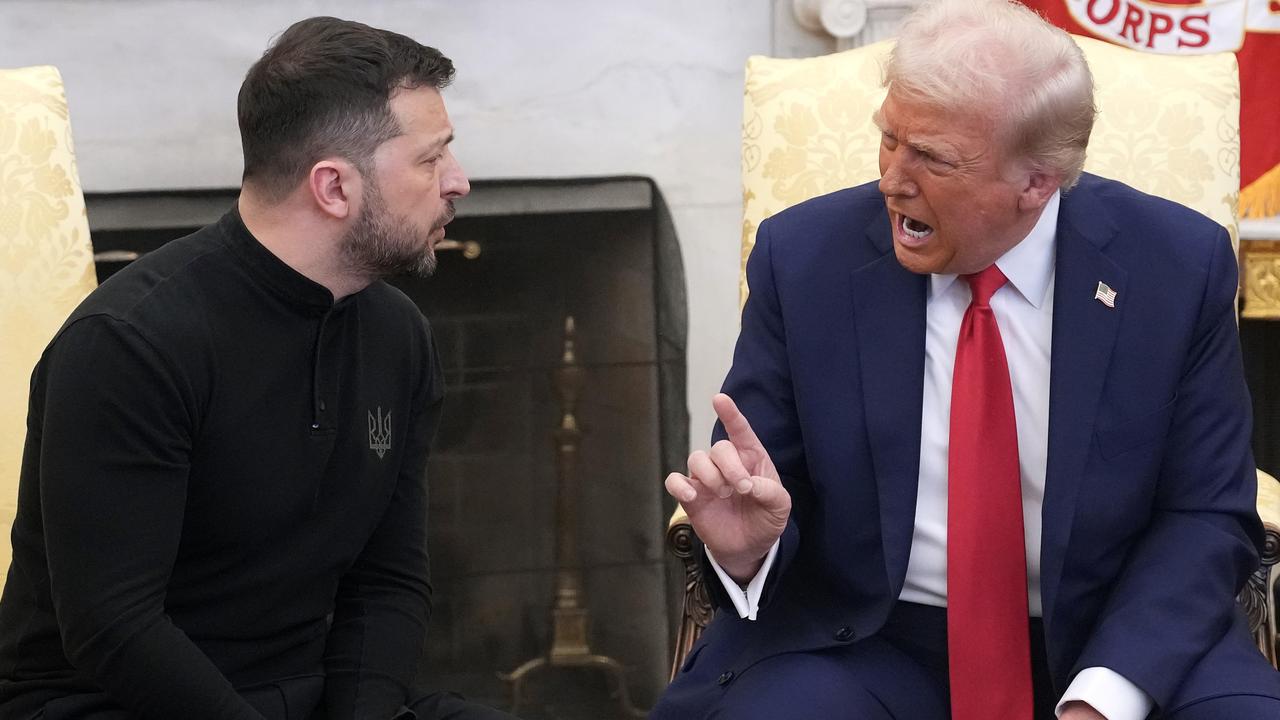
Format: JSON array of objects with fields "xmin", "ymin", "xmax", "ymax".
[{"xmin": 963, "ymin": 265, "xmax": 1007, "ymax": 306}]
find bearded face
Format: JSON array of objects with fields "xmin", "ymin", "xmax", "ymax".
[
  {"xmin": 340, "ymin": 177, "xmax": 453, "ymax": 279},
  {"xmin": 340, "ymin": 87, "xmax": 468, "ymax": 281}
]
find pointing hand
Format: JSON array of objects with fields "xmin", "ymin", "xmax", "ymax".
[{"xmin": 664, "ymin": 394, "xmax": 791, "ymax": 583}]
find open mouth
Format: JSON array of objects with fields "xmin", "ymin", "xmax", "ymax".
[{"xmin": 900, "ymin": 213, "xmax": 934, "ymax": 239}]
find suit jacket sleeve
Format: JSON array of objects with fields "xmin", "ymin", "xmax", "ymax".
[
  {"xmin": 702, "ymin": 218, "xmax": 814, "ymax": 612},
  {"xmin": 322, "ymin": 318, "xmax": 443, "ymax": 720},
  {"xmin": 1070, "ymin": 227, "xmax": 1263, "ymax": 708}
]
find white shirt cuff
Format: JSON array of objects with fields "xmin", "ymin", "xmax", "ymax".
[
  {"xmin": 1056, "ymin": 666, "xmax": 1153, "ymax": 720},
  {"xmin": 705, "ymin": 540, "xmax": 780, "ymax": 621}
]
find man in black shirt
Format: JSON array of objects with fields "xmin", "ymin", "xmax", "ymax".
[{"xmin": 0, "ymin": 17, "xmax": 513, "ymax": 720}]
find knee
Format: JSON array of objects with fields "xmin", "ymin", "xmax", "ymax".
[
  {"xmin": 656, "ymin": 649, "xmax": 887, "ymax": 720},
  {"xmin": 656, "ymin": 639, "xmax": 947, "ymax": 720},
  {"xmin": 709, "ymin": 647, "xmax": 943, "ymax": 720},
  {"xmin": 709, "ymin": 660, "xmax": 889, "ymax": 719}
]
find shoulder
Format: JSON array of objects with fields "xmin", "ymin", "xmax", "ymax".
[
  {"xmin": 1068, "ymin": 174, "xmax": 1227, "ymax": 269},
  {"xmin": 359, "ymin": 281, "xmax": 436, "ymax": 356},
  {"xmin": 749, "ymin": 180, "xmax": 888, "ymax": 283},
  {"xmin": 1065, "ymin": 174, "xmax": 1236, "ymax": 327},
  {"xmin": 59, "ymin": 224, "xmax": 230, "ymax": 361},
  {"xmin": 360, "ymin": 281, "xmax": 429, "ymax": 330},
  {"xmin": 760, "ymin": 180, "xmax": 885, "ymax": 241},
  {"xmin": 1074, "ymin": 174, "xmax": 1219, "ymax": 226}
]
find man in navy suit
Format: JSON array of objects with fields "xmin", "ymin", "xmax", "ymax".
[{"xmin": 655, "ymin": 1, "xmax": 1280, "ymax": 718}]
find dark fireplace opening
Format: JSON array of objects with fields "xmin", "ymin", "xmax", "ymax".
[{"xmin": 85, "ymin": 177, "xmax": 689, "ymax": 718}]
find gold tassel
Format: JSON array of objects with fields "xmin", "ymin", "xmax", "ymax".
[{"xmin": 1241, "ymin": 164, "xmax": 1280, "ymax": 220}]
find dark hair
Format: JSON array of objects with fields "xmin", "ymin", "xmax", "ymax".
[{"xmin": 237, "ymin": 16, "xmax": 454, "ymax": 199}]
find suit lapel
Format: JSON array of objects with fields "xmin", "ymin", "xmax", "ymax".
[
  {"xmin": 851, "ymin": 209, "xmax": 928, "ymax": 586},
  {"xmin": 1040, "ymin": 181, "xmax": 1127, "ymax": 627}
]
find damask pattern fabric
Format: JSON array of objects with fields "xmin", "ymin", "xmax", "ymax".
[
  {"xmin": 0, "ymin": 66, "xmax": 97, "ymax": 585},
  {"xmin": 1020, "ymin": 0, "xmax": 1280, "ymax": 219}
]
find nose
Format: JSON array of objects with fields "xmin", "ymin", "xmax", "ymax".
[
  {"xmin": 878, "ymin": 147, "xmax": 918, "ymax": 199},
  {"xmin": 442, "ymin": 151, "xmax": 470, "ymax": 199}
]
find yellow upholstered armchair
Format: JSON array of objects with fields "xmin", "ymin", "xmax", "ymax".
[
  {"xmin": 0, "ymin": 66, "xmax": 98, "ymax": 590},
  {"xmin": 668, "ymin": 36, "xmax": 1280, "ymax": 675}
]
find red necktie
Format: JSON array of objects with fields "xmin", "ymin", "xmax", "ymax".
[{"xmin": 947, "ymin": 265, "xmax": 1033, "ymax": 720}]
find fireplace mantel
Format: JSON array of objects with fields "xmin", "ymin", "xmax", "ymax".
[{"xmin": 85, "ymin": 176, "xmax": 657, "ymax": 232}]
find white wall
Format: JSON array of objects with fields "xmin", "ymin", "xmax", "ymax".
[{"xmin": 0, "ymin": 0, "xmax": 778, "ymax": 449}]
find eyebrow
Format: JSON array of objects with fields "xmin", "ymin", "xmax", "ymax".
[
  {"xmin": 871, "ymin": 113, "xmax": 951, "ymax": 160},
  {"xmin": 908, "ymin": 138, "xmax": 949, "ymax": 159},
  {"xmin": 417, "ymin": 132, "xmax": 455, "ymax": 160}
]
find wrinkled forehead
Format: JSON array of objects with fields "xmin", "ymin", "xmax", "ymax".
[
  {"xmin": 876, "ymin": 88, "xmax": 1028, "ymax": 170},
  {"xmin": 876, "ymin": 88, "xmax": 1001, "ymax": 141}
]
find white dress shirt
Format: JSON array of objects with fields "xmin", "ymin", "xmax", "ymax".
[{"xmin": 707, "ymin": 192, "xmax": 1153, "ymax": 720}]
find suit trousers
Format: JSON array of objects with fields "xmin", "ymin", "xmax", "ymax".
[
  {"xmin": 653, "ymin": 601, "xmax": 1055, "ymax": 720},
  {"xmin": 655, "ymin": 601, "xmax": 1280, "ymax": 720}
]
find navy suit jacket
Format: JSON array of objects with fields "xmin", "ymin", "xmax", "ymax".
[{"xmin": 689, "ymin": 174, "xmax": 1275, "ymax": 712}]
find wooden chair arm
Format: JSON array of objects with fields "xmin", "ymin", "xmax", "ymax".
[
  {"xmin": 666, "ymin": 505, "xmax": 714, "ymax": 680},
  {"xmin": 1251, "ymin": 469, "xmax": 1280, "ymax": 667}
]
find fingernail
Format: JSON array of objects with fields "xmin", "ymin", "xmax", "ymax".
[
  {"xmin": 718, "ymin": 485, "xmax": 734, "ymax": 499},
  {"xmin": 683, "ymin": 489, "xmax": 697, "ymax": 503},
  {"xmin": 736, "ymin": 479, "xmax": 752, "ymax": 494}
]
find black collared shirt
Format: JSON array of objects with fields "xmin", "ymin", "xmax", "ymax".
[{"xmin": 0, "ymin": 209, "xmax": 442, "ymax": 720}]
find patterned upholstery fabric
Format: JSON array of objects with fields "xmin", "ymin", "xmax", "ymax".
[
  {"xmin": 0, "ymin": 66, "xmax": 97, "ymax": 584},
  {"xmin": 740, "ymin": 34, "xmax": 1240, "ymax": 305}
]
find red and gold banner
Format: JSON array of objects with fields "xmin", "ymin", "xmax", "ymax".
[{"xmin": 1021, "ymin": 0, "xmax": 1280, "ymax": 218}]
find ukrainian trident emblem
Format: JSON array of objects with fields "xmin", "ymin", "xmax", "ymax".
[{"xmin": 368, "ymin": 406, "xmax": 392, "ymax": 459}]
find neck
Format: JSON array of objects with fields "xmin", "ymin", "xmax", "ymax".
[
  {"xmin": 237, "ymin": 189, "xmax": 372, "ymax": 301},
  {"xmin": 978, "ymin": 206, "xmax": 1047, "ymax": 272}
]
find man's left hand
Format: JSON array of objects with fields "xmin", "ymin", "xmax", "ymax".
[{"xmin": 1060, "ymin": 701, "xmax": 1107, "ymax": 720}]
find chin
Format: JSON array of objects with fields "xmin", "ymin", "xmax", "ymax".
[{"xmin": 893, "ymin": 243, "xmax": 943, "ymax": 276}]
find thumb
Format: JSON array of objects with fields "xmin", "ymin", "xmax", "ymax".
[{"xmin": 749, "ymin": 473, "xmax": 792, "ymax": 519}]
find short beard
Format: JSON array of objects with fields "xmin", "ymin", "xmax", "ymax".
[{"xmin": 340, "ymin": 181, "xmax": 445, "ymax": 279}]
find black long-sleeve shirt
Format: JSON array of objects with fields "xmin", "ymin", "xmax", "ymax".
[{"xmin": 0, "ymin": 209, "xmax": 443, "ymax": 720}]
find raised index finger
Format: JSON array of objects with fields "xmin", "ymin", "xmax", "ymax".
[{"xmin": 712, "ymin": 393, "xmax": 766, "ymax": 455}]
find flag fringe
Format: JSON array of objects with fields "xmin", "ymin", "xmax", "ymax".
[{"xmin": 1241, "ymin": 164, "xmax": 1280, "ymax": 220}]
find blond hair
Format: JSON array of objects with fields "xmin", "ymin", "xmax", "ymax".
[{"xmin": 884, "ymin": 0, "xmax": 1095, "ymax": 188}]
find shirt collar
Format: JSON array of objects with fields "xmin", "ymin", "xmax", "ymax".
[
  {"xmin": 928, "ymin": 189, "xmax": 1060, "ymax": 308},
  {"xmin": 219, "ymin": 206, "xmax": 338, "ymax": 312}
]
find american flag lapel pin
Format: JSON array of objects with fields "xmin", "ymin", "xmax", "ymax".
[{"xmin": 1094, "ymin": 281, "xmax": 1117, "ymax": 308}]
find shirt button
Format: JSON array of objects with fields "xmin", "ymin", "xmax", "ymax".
[
  {"xmin": 319, "ymin": 400, "xmax": 327, "ymax": 412},
  {"xmin": 834, "ymin": 626, "xmax": 855, "ymax": 642},
  {"xmin": 717, "ymin": 670, "xmax": 735, "ymax": 686}
]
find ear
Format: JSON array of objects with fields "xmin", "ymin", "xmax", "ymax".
[
  {"xmin": 1017, "ymin": 168, "xmax": 1061, "ymax": 213},
  {"xmin": 307, "ymin": 159, "xmax": 362, "ymax": 220}
]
